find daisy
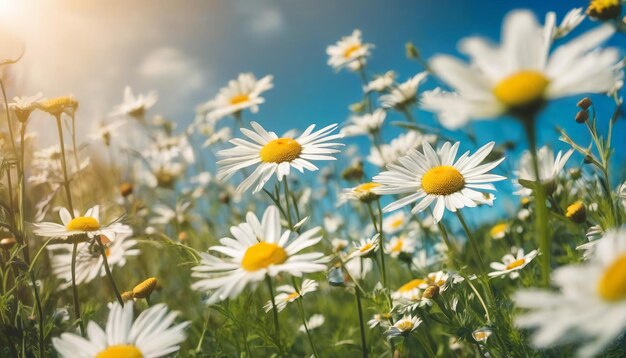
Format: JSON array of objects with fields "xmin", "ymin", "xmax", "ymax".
[
  {"xmin": 110, "ymin": 86, "xmax": 157, "ymax": 119},
  {"xmin": 198, "ymin": 73, "xmax": 273, "ymax": 122},
  {"xmin": 52, "ymin": 302, "xmax": 189, "ymax": 358},
  {"xmin": 549, "ymin": 8, "xmax": 585, "ymax": 40},
  {"xmin": 382, "ymin": 211, "xmax": 407, "ymax": 235},
  {"xmin": 48, "ymin": 229, "xmax": 139, "ymax": 289},
  {"xmin": 488, "ymin": 248, "xmax": 538, "ymax": 279},
  {"xmin": 191, "ymin": 206, "xmax": 327, "ymax": 304},
  {"xmin": 385, "ymin": 234, "xmax": 417, "ymax": 259},
  {"xmin": 344, "ymin": 256, "xmax": 373, "ymax": 281},
  {"xmin": 347, "ymin": 235, "xmax": 380, "ymax": 260},
  {"xmin": 380, "ymin": 73, "xmax": 428, "ymax": 110},
  {"xmin": 386, "ymin": 315, "xmax": 422, "ymax": 338},
  {"xmin": 367, "ymin": 130, "xmax": 436, "ymax": 168},
  {"xmin": 363, "ymin": 71, "xmax": 395, "ymax": 93},
  {"xmin": 373, "ymin": 141, "xmax": 506, "ymax": 222},
  {"xmin": 299, "ymin": 314, "xmax": 325, "ymax": 332},
  {"xmin": 38, "ymin": 96, "xmax": 79, "ymax": 117},
  {"xmin": 422, "ymin": 10, "xmax": 621, "ymax": 129},
  {"xmin": 10, "ymin": 93, "xmax": 43, "ymax": 123},
  {"xmin": 217, "ymin": 121, "xmax": 343, "ymax": 194},
  {"xmin": 514, "ymin": 226, "xmax": 626, "ymax": 356},
  {"xmin": 392, "ymin": 278, "xmax": 427, "ymax": 302},
  {"xmin": 368, "ymin": 313, "xmax": 392, "ymax": 329},
  {"xmin": 472, "ymin": 328, "xmax": 493, "ymax": 343},
  {"xmin": 263, "ymin": 279, "xmax": 318, "ymax": 313},
  {"xmin": 326, "ymin": 29, "xmax": 372, "ymax": 71},
  {"xmin": 489, "ymin": 222, "xmax": 509, "ymax": 240},
  {"xmin": 338, "ymin": 182, "xmax": 382, "ymax": 205},
  {"xmin": 514, "ymin": 146, "xmax": 573, "ymax": 196},
  {"xmin": 33, "ymin": 206, "xmax": 131, "ymax": 241},
  {"xmin": 340, "ymin": 108, "xmax": 386, "ymax": 137}
]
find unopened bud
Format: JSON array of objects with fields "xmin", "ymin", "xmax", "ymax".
[
  {"xmin": 405, "ymin": 42, "xmax": 420, "ymax": 59},
  {"xmin": 119, "ymin": 182, "xmax": 133, "ymax": 197},
  {"xmin": 132, "ymin": 277, "xmax": 157, "ymax": 299},
  {"xmin": 121, "ymin": 291, "xmax": 135, "ymax": 301},
  {"xmin": 566, "ymin": 201, "xmax": 587, "ymax": 223},
  {"xmin": 0, "ymin": 237, "xmax": 17, "ymax": 250},
  {"xmin": 577, "ymin": 97, "xmax": 592, "ymax": 110},
  {"xmin": 575, "ymin": 110, "xmax": 589, "ymax": 124}
]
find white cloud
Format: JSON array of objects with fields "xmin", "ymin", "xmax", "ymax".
[{"xmin": 249, "ymin": 8, "xmax": 285, "ymax": 35}]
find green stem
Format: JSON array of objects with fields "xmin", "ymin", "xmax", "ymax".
[
  {"xmin": 455, "ymin": 211, "xmax": 486, "ymax": 273},
  {"xmin": 95, "ymin": 236, "xmax": 123, "ymax": 305},
  {"xmin": 292, "ymin": 277, "xmax": 319, "ymax": 358},
  {"xmin": 265, "ymin": 275, "xmax": 283, "ymax": 354},
  {"xmin": 283, "ymin": 180, "xmax": 294, "ymax": 230},
  {"xmin": 355, "ymin": 288, "xmax": 368, "ymax": 358},
  {"xmin": 70, "ymin": 243, "xmax": 84, "ymax": 335},
  {"xmin": 522, "ymin": 119, "xmax": 550, "ymax": 287},
  {"xmin": 29, "ymin": 272, "xmax": 44, "ymax": 357}
]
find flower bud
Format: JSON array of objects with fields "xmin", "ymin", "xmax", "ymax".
[
  {"xmin": 566, "ymin": 201, "xmax": 586, "ymax": 223},
  {"xmin": 577, "ymin": 97, "xmax": 592, "ymax": 110},
  {"xmin": 575, "ymin": 110, "xmax": 589, "ymax": 124},
  {"xmin": 132, "ymin": 277, "xmax": 157, "ymax": 299},
  {"xmin": 119, "ymin": 182, "xmax": 133, "ymax": 197}
]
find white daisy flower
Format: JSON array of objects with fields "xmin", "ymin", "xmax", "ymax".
[
  {"xmin": 386, "ymin": 315, "xmax": 422, "ymax": 338},
  {"xmin": 392, "ymin": 278, "xmax": 427, "ymax": 302},
  {"xmin": 331, "ymin": 238, "xmax": 349, "ymax": 253},
  {"xmin": 368, "ymin": 313, "xmax": 392, "ymax": 329},
  {"xmin": 363, "ymin": 71, "xmax": 395, "ymax": 93},
  {"xmin": 299, "ymin": 314, "xmax": 325, "ymax": 332},
  {"xmin": 198, "ymin": 73, "xmax": 273, "ymax": 122},
  {"xmin": 367, "ymin": 130, "xmax": 437, "ymax": 168},
  {"xmin": 52, "ymin": 302, "xmax": 189, "ymax": 358},
  {"xmin": 340, "ymin": 108, "xmax": 386, "ymax": 137},
  {"xmin": 618, "ymin": 181, "xmax": 626, "ymax": 199},
  {"xmin": 48, "ymin": 229, "xmax": 139, "ymax": 289},
  {"xmin": 489, "ymin": 248, "xmax": 538, "ymax": 279},
  {"xmin": 338, "ymin": 182, "xmax": 382, "ymax": 205},
  {"xmin": 33, "ymin": 206, "xmax": 131, "ymax": 241},
  {"xmin": 10, "ymin": 93, "xmax": 44, "ymax": 122},
  {"xmin": 549, "ymin": 8, "xmax": 585, "ymax": 40},
  {"xmin": 326, "ymin": 29, "xmax": 372, "ymax": 71},
  {"xmin": 577, "ymin": 225, "xmax": 608, "ymax": 259},
  {"xmin": 110, "ymin": 86, "xmax": 157, "ymax": 119},
  {"xmin": 264, "ymin": 279, "xmax": 318, "ymax": 313},
  {"xmin": 373, "ymin": 141, "xmax": 506, "ymax": 222},
  {"xmin": 422, "ymin": 10, "xmax": 621, "ymax": 129},
  {"xmin": 514, "ymin": 146, "xmax": 573, "ymax": 196},
  {"xmin": 385, "ymin": 234, "xmax": 417, "ymax": 259},
  {"xmin": 347, "ymin": 235, "xmax": 380, "ymax": 260},
  {"xmin": 380, "ymin": 72, "xmax": 428, "ymax": 110},
  {"xmin": 472, "ymin": 327, "xmax": 493, "ymax": 343},
  {"xmin": 382, "ymin": 211, "xmax": 407, "ymax": 235},
  {"xmin": 344, "ymin": 256, "xmax": 373, "ymax": 281},
  {"xmin": 217, "ymin": 121, "xmax": 343, "ymax": 194},
  {"xmin": 489, "ymin": 222, "xmax": 509, "ymax": 240},
  {"xmin": 191, "ymin": 206, "xmax": 327, "ymax": 304},
  {"xmin": 514, "ymin": 226, "xmax": 626, "ymax": 356},
  {"xmin": 324, "ymin": 215, "xmax": 344, "ymax": 234}
]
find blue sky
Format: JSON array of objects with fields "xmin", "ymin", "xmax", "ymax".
[{"xmin": 1, "ymin": 0, "xmax": 624, "ymax": 210}]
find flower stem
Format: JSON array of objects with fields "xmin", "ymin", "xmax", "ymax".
[
  {"xmin": 355, "ymin": 287, "xmax": 368, "ymax": 358},
  {"xmin": 265, "ymin": 275, "xmax": 283, "ymax": 353},
  {"xmin": 283, "ymin": 179, "xmax": 294, "ymax": 230},
  {"xmin": 455, "ymin": 211, "xmax": 485, "ymax": 273},
  {"xmin": 522, "ymin": 119, "xmax": 550, "ymax": 287},
  {"xmin": 95, "ymin": 236, "xmax": 123, "ymax": 305},
  {"xmin": 292, "ymin": 277, "xmax": 319, "ymax": 358},
  {"xmin": 70, "ymin": 242, "xmax": 84, "ymax": 335}
]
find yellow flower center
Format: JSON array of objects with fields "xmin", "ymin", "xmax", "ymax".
[
  {"xmin": 241, "ymin": 242, "xmax": 288, "ymax": 272},
  {"xmin": 355, "ymin": 182, "xmax": 381, "ymax": 193},
  {"xmin": 229, "ymin": 94, "xmax": 250, "ymax": 105},
  {"xmin": 285, "ymin": 292, "xmax": 300, "ymax": 301},
  {"xmin": 260, "ymin": 138, "xmax": 302, "ymax": 163},
  {"xmin": 396, "ymin": 320, "xmax": 414, "ymax": 332},
  {"xmin": 343, "ymin": 44, "xmax": 362, "ymax": 59},
  {"xmin": 39, "ymin": 96, "xmax": 79, "ymax": 116},
  {"xmin": 505, "ymin": 258, "xmax": 526, "ymax": 270},
  {"xmin": 96, "ymin": 345, "xmax": 143, "ymax": 358},
  {"xmin": 398, "ymin": 278, "xmax": 426, "ymax": 292},
  {"xmin": 133, "ymin": 277, "xmax": 158, "ymax": 299},
  {"xmin": 565, "ymin": 201, "xmax": 586, "ymax": 223},
  {"xmin": 390, "ymin": 218, "xmax": 404, "ymax": 229},
  {"xmin": 597, "ymin": 254, "xmax": 626, "ymax": 301},
  {"xmin": 490, "ymin": 223, "xmax": 508, "ymax": 238},
  {"xmin": 587, "ymin": 0, "xmax": 621, "ymax": 20},
  {"xmin": 421, "ymin": 166, "xmax": 465, "ymax": 195},
  {"xmin": 359, "ymin": 242, "xmax": 374, "ymax": 253},
  {"xmin": 493, "ymin": 71, "xmax": 549, "ymax": 108},
  {"xmin": 66, "ymin": 217, "xmax": 100, "ymax": 231},
  {"xmin": 390, "ymin": 239, "xmax": 404, "ymax": 253}
]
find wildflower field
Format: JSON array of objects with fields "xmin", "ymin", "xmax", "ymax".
[{"xmin": 2, "ymin": 1, "xmax": 626, "ymax": 357}]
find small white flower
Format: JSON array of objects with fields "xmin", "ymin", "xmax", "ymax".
[
  {"xmin": 382, "ymin": 211, "xmax": 407, "ymax": 235},
  {"xmin": 198, "ymin": 73, "xmax": 273, "ymax": 122},
  {"xmin": 300, "ymin": 314, "xmax": 325, "ymax": 332},
  {"xmin": 340, "ymin": 109, "xmax": 386, "ymax": 137},
  {"xmin": 368, "ymin": 313, "xmax": 392, "ymax": 329},
  {"xmin": 110, "ymin": 86, "xmax": 157, "ymax": 119},
  {"xmin": 367, "ymin": 130, "xmax": 436, "ymax": 168},
  {"xmin": 489, "ymin": 248, "xmax": 538, "ymax": 279},
  {"xmin": 548, "ymin": 8, "xmax": 585, "ymax": 40},
  {"xmin": 33, "ymin": 206, "xmax": 131, "ymax": 241},
  {"xmin": 363, "ymin": 71, "xmax": 395, "ymax": 93},
  {"xmin": 327, "ymin": 29, "xmax": 372, "ymax": 71},
  {"xmin": 380, "ymin": 73, "xmax": 427, "ymax": 110},
  {"xmin": 347, "ymin": 235, "xmax": 380, "ymax": 260},
  {"xmin": 344, "ymin": 256, "xmax": 373, "ymax": 281},
  {"xmin": 472, "ymin": 327, "xmax": 493, "ymax": 343},
  {"xmin": 264, "ymin": 279, "xmax": 318, "ymax": 313},
  {"xmin": 386, "ymin": 315, "xmax": 422, "ymax": 338},
  {"xmin": 385, "ymin": 234, "xmax": 417, "ymax": 259},
  {"xmin": 514, "ymin": 146, "xmax": 573, "ymax": 196}
]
